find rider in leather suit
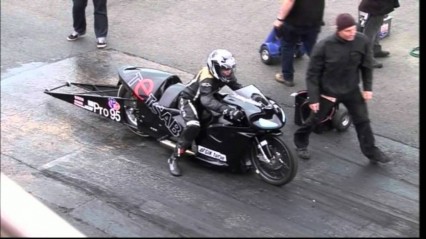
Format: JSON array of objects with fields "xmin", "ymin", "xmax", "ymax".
[{"xmin": 168, "ymin": 49, "xmax": 245, "ymax": 176}]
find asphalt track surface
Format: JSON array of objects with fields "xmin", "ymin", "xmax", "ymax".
[{"xmin": 1, "ymin": 0, "xmax": 419, "ymax": 237}]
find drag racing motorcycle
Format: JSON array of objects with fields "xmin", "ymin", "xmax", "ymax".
[{"xmin": 44, "ymin": 66, "xmax": 297, "ymax": 186}]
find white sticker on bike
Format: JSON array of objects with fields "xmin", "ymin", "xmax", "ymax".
[
  {"xmin": 198, "ymin": 145, "xmax": 227, "ymax": 162},
  {"xmin": 87, "ymin": 100, "xmax": 121, "ymax": 122},
  {"xmin": 145, "ymin": 94, "xmax": 183, "ymax": 137}
]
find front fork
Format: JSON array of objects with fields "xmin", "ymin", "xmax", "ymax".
[{"xmin": 254, "ymin": 137, "xmax": 274, "ymax": 163}]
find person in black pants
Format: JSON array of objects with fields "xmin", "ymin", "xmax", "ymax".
[
  {"xmin": 67, "ymin": 0, "xmax": 108, "ymax": 49},
  {"xmin": 293, "ymin": 13, "xmax": 390, "ymax": 164},
  {"xmin": 273, "ymin": 0, "xmax": 325, "ymax": 87},
  {"xmin": 359, "ymin": 0, "xmax": 400, "ymax": 68}
]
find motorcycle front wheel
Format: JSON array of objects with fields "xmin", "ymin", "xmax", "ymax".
[
  {"xmin": 250, "ymin": 135, "xmax": 298, "ymax": 186},
  {"xmin": 117, "ymin": 84, "xmax": 149, "ymax": 137}
]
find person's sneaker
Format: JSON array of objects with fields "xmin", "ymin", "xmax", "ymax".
[
  {"xmin": 97, "ymin": 37, "xmax": 107, "ymax": 49},
  {"xmin": 368, "ymin": 148, "xmax": 391, "ymax": 164},
  {"xmin": 374, "ymin": 51, "xmax": 390, "ymax": 58},
  {"xmin": 275, "ymin": 73, "xmax": 295, "ymax": 87},
  {"xmin": 296, "ymin": 147, "xmax": 311, "ymax": 160},
  {"xmin": 67, "ymin": 31, "xmax": 85, "ymax": 41}
]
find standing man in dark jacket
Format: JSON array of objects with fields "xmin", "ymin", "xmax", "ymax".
[
  {"xmin": 273, "ymin": 0, "xmax": 325, "ymax": 87},
  {"xmin": 359, "ymin": 0, "xmax": 400, "ymax": 68},
  {"xmin": 293, "ymin": 13, "xmax": 391, "ymax": 164}
]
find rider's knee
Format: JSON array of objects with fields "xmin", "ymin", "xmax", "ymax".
[{"xmin": 185, "ymin": 120, "xmax": 200, "ymax": 134}]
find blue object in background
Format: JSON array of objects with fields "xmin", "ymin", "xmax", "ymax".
[{"xmin": 259, "ymin": 28, "xmax": 305, "ymax": 65}]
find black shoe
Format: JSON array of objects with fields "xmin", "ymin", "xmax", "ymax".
[
  {"xmin": 373, "ymin": 62, "xmax": 383, "ymax": 68},
  {"xmin": 168, "ymin": 155, "xmax": 182, "ymax": 176},
  {"xmin": 296, "ymin": 147, "xmax": 311, "ymax": 160},
  {"xmin": 67, "ymin": 31, "xmax": 85, "ymax": 41},
  {"xmin": 368, "ymin": 148, "xmax": 391, "ymax": 164},
  {"xmin": 374, "ymin": 51, "xmax": 390, "ymax": 58},
  {"xmin": 275, "ymin": 73, "xmax": 295, "ymax": 87}
]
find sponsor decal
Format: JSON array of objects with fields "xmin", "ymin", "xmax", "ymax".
[
  {"xmin": 108, "ymin": 97, "xmax": 121, "ymax": 111},
  {"xmin": 127, "ymin": 71, "xmax": 143, "ymax": 88},
  {"xmin": 74, "ymin": 95, "xmax": 84, "ymax": 107},
  {"xmin": 134, "ymin": 79, "xmax": 154, "ymax": 101},
  {"xmin": 126, "ymin": 72, "xmax": 154, "ymax": 102},
  {"xmin": 74, "ymin": 96, "xmax": 84, "ymax": 101},
  {"xmin": 83, "ymin": 105, "xmax": 94, "ymax": 111},
  {"xmin": 201, "ymin": 82, "xmax": 212, "ymax": 87},
  {"xmin": 145, "ymin": 94, "xmax": 182, "ymax": 136},
  {"xmin": 74, "ymin": 100, "xmax": 84, "ymax": 107},
  {"xmin": 87, "ymin": 100, "xmax": 121, "ymax": 122},
  {"xmin": 198, "ymin": 145, "xmax": 227, "ymax": 162}
]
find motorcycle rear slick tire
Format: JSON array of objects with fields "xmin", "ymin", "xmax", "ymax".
[
  {"xmin": 117, "ymin": 84, "xmax": 149, "ymax": 137},
  {"xmin": 250, "ymin": 135, "xmax": 298, "ymax": 186}
]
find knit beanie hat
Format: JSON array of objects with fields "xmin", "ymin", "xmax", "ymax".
[{"xmin": 336, "ymin": 13, "xmax": 356, "ymax": 31}]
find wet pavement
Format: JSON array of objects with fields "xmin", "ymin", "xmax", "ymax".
[
  {"xmin": 1, "ymin": 49, "xmax": 419, "ymax": 237},
  {"xmin": 1, "ymin": 0, "xmax": 419, "ymax": 237}
]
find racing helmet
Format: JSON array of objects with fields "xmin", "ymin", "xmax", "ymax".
[{"xmin": 207, "ymin": 49, "xmax": 236, "ymax": 83}]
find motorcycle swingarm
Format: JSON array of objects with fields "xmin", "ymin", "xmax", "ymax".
[{"xmin": 44, "ymin": 82, "xmax": 131, "ymax": 124}]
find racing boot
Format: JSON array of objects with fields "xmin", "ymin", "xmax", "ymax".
[{"xmin": 168, "ymin": 148, "xmax": 185, "ymax": 176}]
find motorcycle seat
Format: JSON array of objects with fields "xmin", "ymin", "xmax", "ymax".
[
  {"xmin": 158, "ymin": 83, "xmax": 186, "ymax": 108},
  {"xmin": 157, "ymin": 75, "xmax": 182, "ymax": 97}
]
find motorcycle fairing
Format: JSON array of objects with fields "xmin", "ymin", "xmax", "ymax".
[
  {"xmin": 191, "ymin": 85, "xmax": 287, "ymax": 168},
  {"xmin": 223, "ymin": 85, "xmax": 285, "ymax": 130},
  {"xmin": 117, "ymin": 66, "xmax": 187, "ymax": 138},
  {"xmin": 133, "ymin": 95, "xmax": 184, "ymax": 139},
  {"xmin": 194, "ymin": 124, "xmax": 255, "ymax": 168}
]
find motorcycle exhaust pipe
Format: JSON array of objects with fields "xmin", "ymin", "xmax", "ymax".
[{"xmin": 159, "ymin": 139, "xmax": 195, "ymax": 156}]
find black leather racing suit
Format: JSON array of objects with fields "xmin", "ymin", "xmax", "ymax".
[{"xmin": 174, "ymin": 66, "xmax": 243, "ymax": 155}]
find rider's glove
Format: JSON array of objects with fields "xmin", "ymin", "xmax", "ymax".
[{"xmin": 223, "ymin": 108, "xmax": 244, "ymax": 122}]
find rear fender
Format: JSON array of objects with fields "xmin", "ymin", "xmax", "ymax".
[{"xmin": 117, "ymin": 66, "xmax": 182, "ymax": 103}]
